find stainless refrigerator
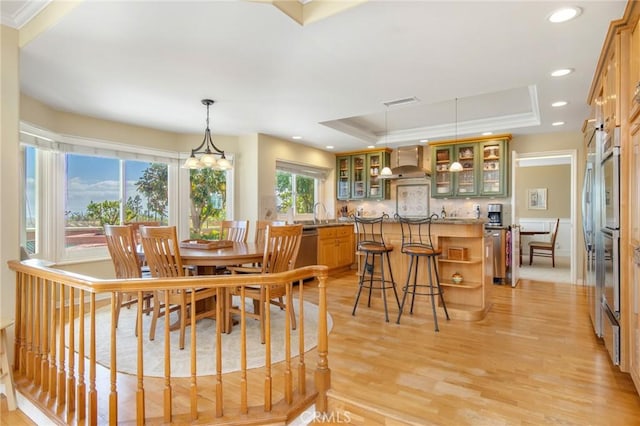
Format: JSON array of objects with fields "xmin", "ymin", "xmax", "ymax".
[{"xmin": 583, "ymin": 125, "xmax": 599, "ymax": 336}]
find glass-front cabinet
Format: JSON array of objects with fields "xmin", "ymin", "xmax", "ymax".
[
  {"xmin": 337, "ymin": 156, "xmax": 351, "ymax": 199},
  {"xmin": 454, "ymin": 144, "xmax": 478, "ymax": 196},
  {"xmin": 336, "ymin": 149, "xmax": 391, "ymax": 200},
  {"xmin": 352, "ymin": 154, "xmax": 366, "ymax": 199},
  {"xmin": 431, "ymin": 134, "xmax": 510, "ymax": 199},
  {"xmin": 433, "ymin": 146, "xmax": 453, "ymax": 197},
  {"xmin": 480, "ymin": 140, "xmax": 506, "ymax": 197}
]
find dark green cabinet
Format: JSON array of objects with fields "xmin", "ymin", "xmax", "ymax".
[
  {"xmin": 431, "ymin": 135, "xmax": 510, "ymax": 199},
  {"xmin": 336, "ymin": 149, "xmax": 391, "ymax": 200}
]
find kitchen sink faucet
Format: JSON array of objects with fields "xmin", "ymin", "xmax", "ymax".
[{"xmin": 313, "ymin": 202, "xmax": 328, "ymax": 224}]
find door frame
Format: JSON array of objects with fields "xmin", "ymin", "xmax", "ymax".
[{"xmin": 512, "ymin": 149, "xmax": 578, "ymax": 284}]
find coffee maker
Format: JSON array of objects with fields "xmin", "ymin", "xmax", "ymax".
[{"xmin": 487, "ymin": 203, "xmax": 503, "ymax": 227}]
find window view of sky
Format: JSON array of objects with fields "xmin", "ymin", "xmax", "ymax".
[{"xmin": 25, "ymin": 147, "xmax": 152, "ymax": 223}]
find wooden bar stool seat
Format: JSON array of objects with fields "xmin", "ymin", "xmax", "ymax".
[
  {"xmin": 0, "ymin": 319, "xmax": 17, "ymax": 411},
  {"xmin": 395, "ymin": 214, "xmax": 450, "ymax": 331}
]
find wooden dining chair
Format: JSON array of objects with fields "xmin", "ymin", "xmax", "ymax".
[
  {"xmin": 529, "ymin": 218, "xmax": 560, "ymax": 267},
  {"xmin": 227, "ymin": 224, "xmax": 303, "ymax": 343},
  {"xmin": 221, "ymin": 220, "xmax": 249, "ymax": 242},
  {"xmin": 255, "ymin": 220, "xmax": 286, "ymax": 250},
  {"xmin": 104, "ymin": 225, "xmax": 153, "ymax": 330},
  {"xmin": 140, "ymin": 225, "xmax": 217, "ymax": 349}
]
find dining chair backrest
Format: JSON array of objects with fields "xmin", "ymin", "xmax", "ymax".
[
  {"xmin": 104, "ymin": 225, "xmax": 142, "ymax": 278},
  {"xmin": 221, "ymin": 220, "xmax": 249, "ymax": 242},
  {"xmin": 139, "ymin": 225, "xmax": 185, "ymax": 278},
  {"xmin": 261, "ymin": 224, "xmax": 303, "ymax": 274},
  {"xmin": 126, "ymin": 221, "xmax": 161, "ymax": 247},
  {"xmin": 395, "ymin": 214, "xmax": 438, "ymax": 253},
  {"xmin": 550, "ymin": 218, "xmax": 560, "ymax": 245},
  {"xmin": 255, "ymin": 220, "xmax": 287, "ymax": 249},
  {"xmin": 354, "ymin": 214, "xmax": 389, "ymax": 250}
]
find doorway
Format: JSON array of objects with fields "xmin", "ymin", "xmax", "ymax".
[{"xmin": 512, "ymin": 149, "xmax": 577, "ymax": 284}]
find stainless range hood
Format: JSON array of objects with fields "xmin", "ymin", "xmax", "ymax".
[{"xmin": 379, "ymin": 145, "xmax": 430, "ymax": 180}]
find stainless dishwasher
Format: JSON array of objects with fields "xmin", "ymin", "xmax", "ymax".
[
  {"xmin": 295, "ymin": 228, "xmax": 318, "ymax": 268},
  {"xmin": 486, "ymin": 226, "xmax": 506, "ymax": 283}
]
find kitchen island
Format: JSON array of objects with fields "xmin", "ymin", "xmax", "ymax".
[{"xmin": 360, "ymin": 218, "xmax": 493, "ymax": 321}]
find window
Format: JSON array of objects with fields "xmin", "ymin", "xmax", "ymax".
[
  {"xmin": 19, "ymin": 124, "xmax": 228, "ymax": 263},
  {"xmin": 64, "ymin": 154, "xmax": 168, "ymax": 251},
  {"xmin": 188, "ymin": 168, "xmax": 227, "ymax": 240},
  {"xmin": 23, "ymin": 146, "xmax": 37, "ymax": 255},
  {"xmin": 275, "ymin": 161, "xmax": 328, "ymax": 221}
]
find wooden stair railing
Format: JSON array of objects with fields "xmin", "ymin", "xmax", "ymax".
[{"xmin": 7, "ymin": 259, "xmax": 330, "ymax": 425}]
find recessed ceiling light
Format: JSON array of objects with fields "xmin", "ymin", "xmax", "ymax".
[
  {"xmin": 326, "ymin": 145, "xmax": 334, "ymax": 150},
  {"xmin": 367, "ymin": 145, "xmax": 375, "ymax": 149},
  {"xmin": 552, "ymin": 101, "xmax": 568, "ymax": 107},
  {"xmin": 548, "ymin": 7, "xmax": 581, "ymax": 23},
  {"xmin": 292, "ymin": 135, "xmax": 302, "ymax": 140},
  {"xmin": 482, "ymin": 132, "xmax": 493, "ymax": 136},
  {"xmin": 419, "ymin": 139, "xmax": 428, "ymax": 143},
  {"xmin": 552, "ymin": 121, "xmax": 565, "ymax": 126},
  {"xmin": 551, "ymin": 68, "xmax": 573, "ymax": 77}
]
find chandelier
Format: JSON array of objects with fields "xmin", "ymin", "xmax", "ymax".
[{"xmin": 182, "ymin": 99, "xmax": 232, "ymax": 170}]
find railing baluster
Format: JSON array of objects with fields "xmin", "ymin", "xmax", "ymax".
[
  {"xmin": 315, "ymin": 274, "xmax": 330, "ymax": 413},
  {"xmin": 298, "ymin": 280, "xmax": 306, "ymax": 396},
  {"xmin": 48, "ymin": 282, "xmax": 57, "ymax": 401},
  {"xmin": 136, "ymin": 290, "xmax": 145, "ymax": 426},
  {"xmin": 264, "ymin": 285, "xmax": 272, "ymax": 411},
  {"xmin": 190, "ymin": 288, "xmax": 198, "ymax": 421},
  {"xmin": 67, "ymin": 287, "xmax": 76, "ymax": 421},
  {"xmin": 216, "ymin": 287, "xmax": 224, "ymax": 417},
  {"xmin": 109, "ymin": 292, "xmax": 118, "ymax": 424},
  {"xmin": 88, "ymin": 293, "xmax": 97, "ymax": 425},
  {"xmin": 26, "ymin": 274, "xmax": 33, "ymax": 380},
  {"xmin": 284, "ymin": 281, "xmax": 292, "ymax": 404},
  {"xmin": 77, "ymin": 289, "xmax": 86, "ymax": 422},
  {"xmin": 34, "ymin": 277, "xmax": 42, "ymax": 387},
  {"xmin": 57, "ymin": 283, "xmax": 66, "ymax": 412},
  {"xmin": 163, "ymin": 289, "xmax": 172, "ymax": 423},
  {"xmin": 239, "ymin": 285, "xmax": 247, "ymax": 414},
  {"xmin": 41, "ymin": 280, "xmax": 50, "ymax": 394}
]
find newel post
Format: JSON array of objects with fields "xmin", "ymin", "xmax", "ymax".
[{"xmin": 314, "ymin": 271, "xmax": 331, "ymax": 413}]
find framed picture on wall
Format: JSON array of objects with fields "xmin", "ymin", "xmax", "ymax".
[{"xmin": 527, "ymin": 188, "xmax": 547, "ymax": 210}]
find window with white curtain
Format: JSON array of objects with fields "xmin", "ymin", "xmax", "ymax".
[
  {"xmin": 275, "ymin": 160, "xmax": 328, "ymax": 221},
  {"xmin": 19, "ymin": 124, "xmax": 233, "ymax": 263}
]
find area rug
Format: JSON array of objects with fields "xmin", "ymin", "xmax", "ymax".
[{"xmin": 68, "ymin": 298, "xmax": 332, "ymax": 378}]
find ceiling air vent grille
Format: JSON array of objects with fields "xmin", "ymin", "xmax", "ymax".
[{"xmin": 383, "ymin": 97, "xmax": 419, "ymax": 108}]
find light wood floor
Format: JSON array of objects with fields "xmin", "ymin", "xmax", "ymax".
[{"xmin": 4, "ymin": 272, "xmax": 640, "ymax": 425}]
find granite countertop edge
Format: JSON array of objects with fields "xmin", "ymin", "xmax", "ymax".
[{"xmin": 299, "ymin": 218, "xmax": 488, "ymax": 229}]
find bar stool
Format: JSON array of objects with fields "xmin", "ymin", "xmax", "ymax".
[
  {"xmin": 395, "ymin": 214, "xmax": 450, "ymax": 331},
  {"xmin": 0, "ymin": 319, "xmax": 17, "ymax": 411},
  {"xmin": 353, "ymin": 214, "xmax": 400, "ymax": 322}
]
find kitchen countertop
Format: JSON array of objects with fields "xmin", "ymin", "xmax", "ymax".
[{"xmin": 297, "ymin": 217, "xmax": 488, "ymax": 230}]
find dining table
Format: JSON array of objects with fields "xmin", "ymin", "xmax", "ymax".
[
  {"xmin": 179, "ymin": 241, "xmax": 264, "ymax": 333},
  {"xmin": 519, "ymin": 230, "xmax": 550, "ymax": 266}
]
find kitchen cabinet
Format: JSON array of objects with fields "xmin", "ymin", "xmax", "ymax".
[
  {"xmin": 336, "ymin": 149, "xmax": 391, "ymax": 201},
  {"xmin": 317, "ymin": 225, "xmax": 354, "ymax": 272},
  {"xmin": 337, "ymin": 156, "xmax": 351, "ymax": 199},
  {"xmin": 629, "ymin": 116, "xmax": 640, "ymax": 387},
  {"xmin": 431, "ymin": 134, "xmax": 511, "ymax": 199},
  {"xmin": 436, "ymin": 231, "xmax": 492, "ymax": 320}
]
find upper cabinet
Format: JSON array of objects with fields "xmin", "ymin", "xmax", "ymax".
[
  {"xmin": 431, "ymin": 134, "xmax": 511, "ymax": 199},
  {"xmin": 336, "ymin": 148, "xmax": 391, "ymax": 201}
]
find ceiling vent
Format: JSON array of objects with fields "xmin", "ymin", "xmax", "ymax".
[
  {"xmin": 383, "ymin": 97, "xmax": 419, "ymax": 108},
  {"xmin": 379, "ymin": 145, "xmax": 429, "ymax": 180}
]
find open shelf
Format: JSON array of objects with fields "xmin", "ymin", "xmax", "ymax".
[
  {"xmin": 440, "ymin": 281, "xmax": 482, "ymax": 289},
  {"xmin": 438, "ymin": 258, "xmax": 482, "ymax": 265}
]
